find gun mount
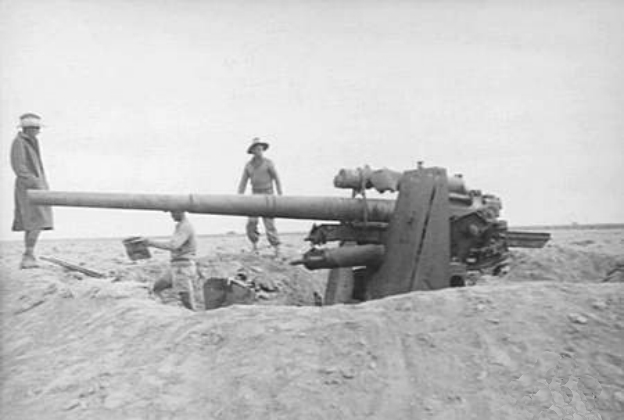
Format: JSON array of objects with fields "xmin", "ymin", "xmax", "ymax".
[{"xmin": 28, "ymin": 165, "xmax": 550, "ymax": 305}]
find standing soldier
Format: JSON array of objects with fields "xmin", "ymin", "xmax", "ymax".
[
  {"xmin": 11, "ymin": 113, "xmax": 54, "ymax": 269},
  {"xmin": 237, "ymin": 137, "xmax": 282, "ymax": 257}
]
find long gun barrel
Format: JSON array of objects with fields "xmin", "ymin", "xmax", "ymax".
[
  {"xmin": 28, "ymin": 190, "xmax": 395, "ymax": 221},
  {"xmin": 28, "ymin": 190, "xmax": 475, "ymax": 222}
]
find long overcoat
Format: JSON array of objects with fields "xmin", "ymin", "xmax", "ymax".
[{"xmin": 11, "ymin": 132, "xmax": 54, "ymax": 231}]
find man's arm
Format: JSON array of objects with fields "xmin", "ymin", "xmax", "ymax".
[
  {"xmin": 237, "ymin": 166, "xmax": 249, "ymax": 194},
  {"xmin": 269, "ymin": 161, "xmax": 283, "ymax": 195},
  {"xmin": 145, "ymin": 238, "xmax": 175, "ymax": 251},
  {"xmin": 10, "ymin": 139, "xmax": 40, "ymax": 188},
  {"xmin": 145, "ymin": 225, "xmax": 189, "ymax": 250}
]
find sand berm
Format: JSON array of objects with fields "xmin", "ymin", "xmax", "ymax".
[{"xmin": 1, "ymin": 229, "xmax": 623, "ymax": 419}]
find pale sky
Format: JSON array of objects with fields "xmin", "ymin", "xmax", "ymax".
[{"xmin": 1, "ymin": 0, "xmax": 623, "ymax": 240}]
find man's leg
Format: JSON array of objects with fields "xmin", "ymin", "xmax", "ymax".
[
  {"xmin": 262, "ymin": 217, "xmax": 281, "ymax": 257},
  {"xmin": 172, "ymin": 264, "xmax": 197, "ymax": 310},
  {"xmin": 153, "ymin": 269, "xmax": 173, "ymax": 294},
  {"xmin": 246, "ymin": 216, "xmax": 260, "ymax": 253},
  {"xmin": 21, "ymin": 230, "xmax": 41, "ymax": 268}
]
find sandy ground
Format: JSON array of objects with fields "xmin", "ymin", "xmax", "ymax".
[{"xmin": 1, "ymin": 228, "xmax": 623, "ymax": 419}]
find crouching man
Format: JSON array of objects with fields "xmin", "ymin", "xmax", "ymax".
[{"xmin": 140, "ymin": 211, "xmax": 198, "ymax": 310}]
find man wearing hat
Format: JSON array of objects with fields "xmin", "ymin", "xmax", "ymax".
[
  {"xmin": 237, "ymin": 137, "xmax": 283, "ymax": 257},
  {"xmin": 10, "ymin": 113, "xmax": 54, "ymax": 268}
]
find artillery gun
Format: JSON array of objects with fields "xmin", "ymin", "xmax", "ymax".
[{"xmin": 28, "ymin": 164, "xmax": 550, "ymax": 305}]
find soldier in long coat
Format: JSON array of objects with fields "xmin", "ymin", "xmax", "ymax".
[{"xmin": 11, "ymin": 113, "xmax": 54, "ymax": 268}]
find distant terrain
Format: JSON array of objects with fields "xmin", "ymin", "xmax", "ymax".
[{"xmin": 511, "ymin": 223, "xmax": 624, "ymax": 231}]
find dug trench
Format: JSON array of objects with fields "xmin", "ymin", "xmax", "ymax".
[{"xmin": 0, "ymin": 230, "xmax": 623, "ymax": 419}]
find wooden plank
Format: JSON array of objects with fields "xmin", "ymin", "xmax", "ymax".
[
  {"xmin": 366, "ymin": 168, "xmax": 450, "ymax": 299},
  {"xmin": 366, "ymin": 169, "xmax": 434, "ymax": 298},
  {"xmin": 409, "ymin": 168, "xmax": 450, "ymax": 291},
  {"xmin": 40, "ymin": 256, "xmax": 107, "ymax": 278}
]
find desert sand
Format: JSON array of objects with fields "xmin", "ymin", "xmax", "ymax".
[{"xmin": 1, "ymin": 228, "xmax": 623, "ymax": 419}]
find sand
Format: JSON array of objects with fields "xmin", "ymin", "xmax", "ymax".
[{"xmin": 1, "ymin": 228, "xmax": 623, "ymax": 419}]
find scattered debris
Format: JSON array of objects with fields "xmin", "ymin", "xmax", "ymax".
[
  {"xmin": 62, "ymin": 399, "xmax": 82, "ymax": 411},
  {"xmin": 571, "ymin": 240, "xmax": 595, "ymax": 246},
  {"xmin": 591, "ymin": 300, "xmax": 608, "ymax": 310},
  {"xmin": 568, "ymin": 313, "xmax": 589, "ymax": 325},
  {"xmin": 313, "ymin": 291, "xmax": 323, "ymax": 306},
  {"xmin": 203, "ymin": 277, "xmax": 256, "ymax": 310},
  {"xmin": 603, "ymin": 262, "xmax": 624, "ymax": 283},
  {"xmin": 14, "ymin": 297, "xmax": 46, "ymax": 314},
  {"xmin": 252, "ymin": 274, "xmax": 278, "ymax": 292}
]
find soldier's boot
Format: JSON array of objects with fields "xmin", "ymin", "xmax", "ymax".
[
  {"xmin": 20, "ymin": 254, "xmax": 39, "ymax": 269},
  {"xmin": 179, "ymin": 292, "xmax": 195, "ymax": 311}
]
